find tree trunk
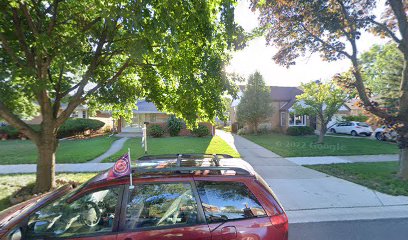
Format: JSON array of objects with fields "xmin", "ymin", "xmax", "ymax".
[
  {"xmin": 399, "ymin": 147, "xmax": 408, "ymax": 179},
  {"xmin": 317, "ymin": 124, "xmax": 326, "ymax": 144},
  {"xmin": 34, "ymin": 131, "xmax": 58, "ymax": 193},
  {"xmin": 398, "ymin": 131, "xmax": 408, "ymax": 179}
]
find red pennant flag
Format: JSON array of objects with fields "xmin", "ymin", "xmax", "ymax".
[{"xmin": 107, "ymin": 153, "xmax": 131, "ymax": 180}]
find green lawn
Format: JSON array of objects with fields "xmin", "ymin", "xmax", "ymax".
[
  {"xmin": 244, "ymin": 134, "xmax": 398, "ymax": 157},
  {"xmin": 0, "ymin": 136, "xmax": 117, "ymax": 164},
  {"xmin": 308, "ymin": 162, "xmax": 408, "ymax": 196},
  {"xmin": 0, "ymin": 173, "xmax": 96, "ymax": 211},
  {"xmin": 104, "ymin": 135, "xmax": 240, "ymax": 162}
]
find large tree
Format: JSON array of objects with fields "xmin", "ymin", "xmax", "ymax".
[
  {"xmin": 293, "ymin": 81, "xmax": 347, "ymax": 144},
  {"xmin": 360, "ymin": 43, "xmax": 403, "ymax": 114},
  {"xmin": 0, "ymin": 0, "xmax": 240, "ymax": 192},
  {"xmin": 251, "ymin": 0, "xmax": 408, "ymax": 179},
  {"xmin": 236, "ymin": 71, "xmax": 272, "ymax": 133}
]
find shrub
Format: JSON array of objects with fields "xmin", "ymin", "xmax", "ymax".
[
  {"xmin": 342, "ymin": 114, "xmax": 369, "ymax": 122},
  {"xmin": 0, "ymin": 125, "xmax": 19, "ymax": 138},
  {"xmin": 237, "ymin": 128, "xmax": 247, "ymax": 135},
  {"xmin": 148, "ymin": 124, "xmax": 165, "ymax": 137},
  {"xmin": 57, "ymin": 118, "xmax": 105, "ymax": 138},
  {"xmin": 167, "ymin": 115, "xmax": 183, "ymax": 136},
  {"xmin": 192, "ymin": 125, "xmax": 209, "ymax": 137},
  {"xmin": 286, "ymin": 126, "xmax": 315, "ymax": 136}
]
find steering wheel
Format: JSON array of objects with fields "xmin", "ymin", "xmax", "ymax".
[{"xmin": 80, "ymin": 201, "xmax": 101, "ymax": 227}]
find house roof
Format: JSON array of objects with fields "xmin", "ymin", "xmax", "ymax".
[
  {"xmin": 133, "ymin": 100, "xmax": 163, "ymax": 114},
  {"xmin": 270, "ymin": 86, "xmax": 303, "ymax": 102}
]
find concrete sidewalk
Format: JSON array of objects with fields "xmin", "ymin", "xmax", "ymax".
[
  {"xmin": 216, "ymin": 130, "xmax": 408, "ymax": 223},
  {"xmin": 0, "ymin": 163, "xmax": 114, "ymax": 174},
  {"xmin": 286, "ymin": 154, "xmax": 399, "ymax": 165}
]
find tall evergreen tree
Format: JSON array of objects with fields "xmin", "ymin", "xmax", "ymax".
[{"xmin": 237, "ymin": 71, "xmax": 272, "ymax": 133}]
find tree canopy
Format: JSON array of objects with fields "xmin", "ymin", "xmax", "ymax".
[
  {"xmin": 0, "ymin": 0, "xmax": 242, "ymax": 192},
  {"xmin": 251, "ymin": 0, "xmax": 408, "ymax": 179},
  {"xmin": 236, "ymin": 71, "xmax": 272, "ymax": 133},
  {"xmin": 293, "ymin": 81, "xmax": 347, "ymax": 143}
]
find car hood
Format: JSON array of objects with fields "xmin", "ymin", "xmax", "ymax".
[{"xmin": 0, "ymin": 185, "xmax": 72, "ymax": 231}]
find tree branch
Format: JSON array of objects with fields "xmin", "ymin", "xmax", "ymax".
[
  {"xmin": 11, "ymin": 7, "xmax": 35, "ymax": 68},
  {"xmin": 0, "ymin": 101, "xmax": 39, "ymax": 142},
  {"xmin": 367, "ymin": 18, "xmax": 402, "ymax": 44},
  {"xmin": 300, "ymin": 23, "xmax": 352, "ymax": 59},
  {"xmin": 20, "ymin": 3, "xmax": 39, "ymax": 36},
  {"xmin": 47, "ymin": 0, "xmax": 59, "ymax": 35},
  {"xmin": 0, "ymin": 33, "xmax": 25, "ymax": 67}
]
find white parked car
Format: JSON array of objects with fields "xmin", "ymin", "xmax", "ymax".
[
  {"xmin": 374, "ymin": 126, "xmax": 398, "ymax": 141},
  {"xmin": 329, "ymin": 121, "xmax": 373, "ymax": 136}
]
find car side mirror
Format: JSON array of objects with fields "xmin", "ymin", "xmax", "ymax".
[{"xmin": 8, "ymin": 228, "xmax": 22, "ymax": 240}]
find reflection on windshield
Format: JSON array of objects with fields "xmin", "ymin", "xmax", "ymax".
[{"xmin": 24, "ymin": 187, "xmax": 120, "ymax": 238}]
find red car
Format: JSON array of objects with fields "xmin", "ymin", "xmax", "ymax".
[{"xmin": 0, "ymin": 154, "xmax": 288, "ymax": 240}]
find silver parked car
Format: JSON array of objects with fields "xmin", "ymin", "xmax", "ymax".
[
  {"xmin": 374, "ymin": 126, "xmax": 398, "ymax": 141},
  {"xmin": 329, "ymin": 121, "xmax": 373, "ymax": 136}
]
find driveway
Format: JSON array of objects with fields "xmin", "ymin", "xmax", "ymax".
[{"xmin": 216, "ymin": 130, "xmax": 408, "ymax": 223}]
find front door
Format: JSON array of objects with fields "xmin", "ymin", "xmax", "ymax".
[{"xmin": 116, "ymin": 182, "xmax": 211, "ymax": 240}]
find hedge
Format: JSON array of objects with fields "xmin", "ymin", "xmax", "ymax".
[
  {"xmin": 148, "ymin": 124, "xmax": 165, "ymax": 138},
  {"xmin": 57, "ymin": 118, "xmax": 105, "ymax": 138},
  {"xmin": 192, "ymin": 125, "xmax": 210, "ymax": 137},
  {"xmin": 286, "ymin": 126, "xmax": 315, "ymax": 136},
  {"xmin": 0, "ymin": 118, "xmax": 105, "ymax": 139}
]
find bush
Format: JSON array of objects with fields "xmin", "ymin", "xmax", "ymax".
[
  {"xmin": 192, "ymin": 125, "xmax": 209, "ymax": 137},
  {"xmin": 286, "ymin": 126, "xmax": 315, "ymax": 136},
  {"xmin": 167, "ymin": 115, "xmax": 183, "ymax": 136},
  {"xmin": 0, "ymin": 125, "xmax": 19, "ymax": 138},
  {"xmin": 148, "ymin": 124, "xmax": 165, "ymax": 137},
  {"xmin": 342, "ymin": 114, "xmax": 369, "ymax": 122},
  {"xmin": 237, "ymin": 128, "xmax": 247, "ymax": 135},
  {"xmin": 57, "ymin": 118, "xmax": 105, "ymax": 138}
]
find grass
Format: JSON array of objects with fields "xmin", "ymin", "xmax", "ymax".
[
  {"xmin": 244, "ymin": 133, "xmax": 398, "ymax": 157},
  {"xmin": 0, "ymin": 173, "xmax": 96, "ymax": 211},
  {"xmin": 307, "ymin": 161, "xmax": 408, "ymax": 196},
  {"xmin": 0, "ymin": 136, "xmax": 117, "ymax": 164},
  {"xmin": 104, "ymin": 135, "xmax": 240, "ymax": 162}
]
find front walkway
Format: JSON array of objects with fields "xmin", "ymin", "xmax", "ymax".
[
  {"xmin": 89, "ymin": 137, "xmax": 128, "ymax": 163},
  {"xmin": 216, "ymin": 130, "xmax": 408, "ymax": 223}
]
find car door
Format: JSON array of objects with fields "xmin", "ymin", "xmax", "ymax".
[
  {"xmin": 116, "ymin": 180, "xmax": 211, "ymax": 240},
  {"xmin": 20, "ymin": 185, "xmax": 125, "ymax": 240},
  {"xmin": 195, "ymin": 180, "xmax": 276, "ymax": 240}
]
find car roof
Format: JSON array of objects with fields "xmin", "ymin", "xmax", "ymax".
[{"xmin": 88, "ymin": 154, "xmax": 256, "ymax": 185}]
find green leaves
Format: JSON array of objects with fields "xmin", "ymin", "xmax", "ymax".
[
  {"xmin": 0, "ymin": 0, "xmax": 241, "ymax": 126},
  {"xmin": 294, "ymin": 81, "xmax": 347, "ymax": 126},
  {"xmin": 236, "ymin": 71, "xmax": 272, "ymax": 130}
]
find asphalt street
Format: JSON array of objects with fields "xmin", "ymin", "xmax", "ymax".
[{"xmin": 290, "ymin": 218, "xmax": 408, "ymax": 240}]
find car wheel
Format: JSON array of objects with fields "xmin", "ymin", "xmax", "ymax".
[
  {"xmin": 330, "ymin": 128, "xmax": 336, "ymax": 133},
  {"xmin": 375, "ymin": 132, "xmax": 384, "ymax": 141},
  {"xmin": 351, "ymin": 130, "xmax": 358, "ymax": 136}
]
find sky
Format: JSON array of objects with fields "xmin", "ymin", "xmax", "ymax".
[{"xmin": 227, "ymin": 0, "xmax": 388, "ymax": 86}]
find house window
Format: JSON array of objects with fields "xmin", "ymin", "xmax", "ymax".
[
  {"xmin": 149, "ymin": 114, "xmax": 156, "ymax": 123},
  {"xmin": 82, "ymin": 111, "xmax": 87, "ymax": 119},
  {"xmin": 280, "ymin": 112, "xmax": 286, "ymax": 126},
  {"xmin": 71, "ymin": 111, "xmax": 79, "ymax": 118},
  {"xmin": 289, "ymin": 113, "xmax": 306, "ymax": 126}
]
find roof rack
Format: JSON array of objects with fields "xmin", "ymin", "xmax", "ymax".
[
  {"xmin": 138, "ymin": 153, "xmax": 234, "ymax": 161},
  {"xmin": 131, "ymin": 166, "xmax": 252, "ymax": 176}
]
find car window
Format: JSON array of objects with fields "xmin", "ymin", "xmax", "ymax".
[
  {"xmin": 125, "ymin": 182, "xmax": 199, "ymax": 230},
  {"xmin": 24, "ymin": 187, "xmax": 121, "ymax": 238},
  {"xmin": 357, "ymin": 122, "xmax": 369, "ymax": 127},
  {"xmin": 196, "ymin": 181, "xmax": 267, "ymax": 223}
]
